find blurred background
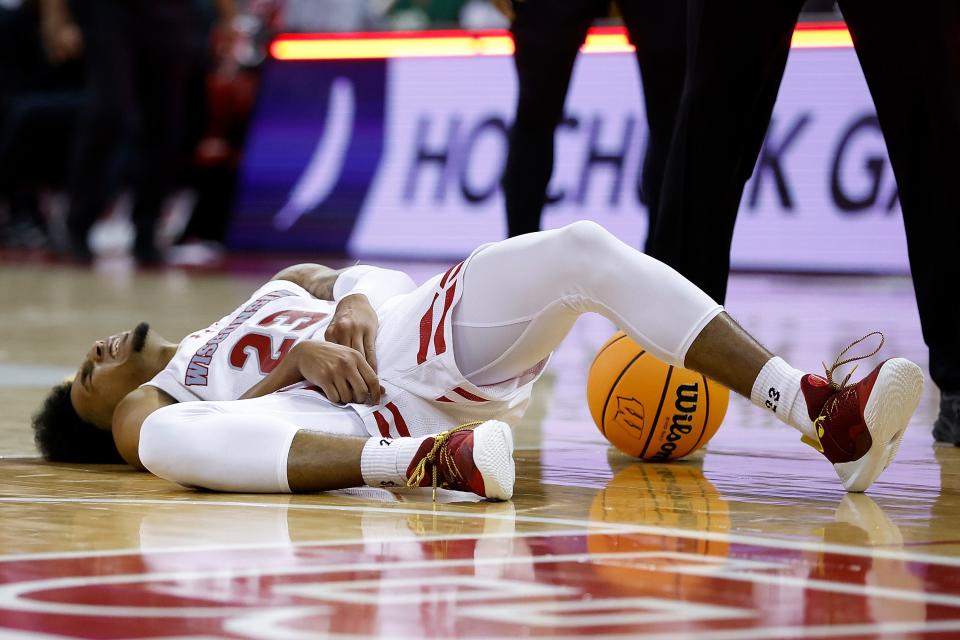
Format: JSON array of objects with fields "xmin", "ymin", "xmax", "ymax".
[{"xmin": 0, "ymin": 0, "xmax": 857, "ymax": 272}]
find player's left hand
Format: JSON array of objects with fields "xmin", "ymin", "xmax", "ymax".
[{"xmin": 325, "ymin": 294, "xmax": 379, "ymax": 373}]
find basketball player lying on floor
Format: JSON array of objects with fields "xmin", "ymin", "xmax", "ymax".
[{"xmin": 33, "ymin": 221, "xmax": 923, "ymax": 499}]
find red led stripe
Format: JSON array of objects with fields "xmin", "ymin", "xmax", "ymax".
[{"xmin": 270, "ymin": 23, "xmax": 852, "ymax": 61}]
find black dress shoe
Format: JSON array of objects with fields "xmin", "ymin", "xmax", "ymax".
[{"xmin": 933, "ymin": 391, "xmax": 960, "ymax": 446}]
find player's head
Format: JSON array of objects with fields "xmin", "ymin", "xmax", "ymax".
[
  {"xmin": 32, "ymin": 322, "xmax": 171, "ymax": 460},
  {"xmin": 31, "ymin": 382, "xmax": 123, "ymax": 462}
]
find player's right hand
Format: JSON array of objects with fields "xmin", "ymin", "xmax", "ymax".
[
  {"xmin": 296, "ymin": 340, "xmax": 383, "ymax": 405},
  {"xmin": 325, "ymin": 293, "xmax": 379, "ymax": 373}
]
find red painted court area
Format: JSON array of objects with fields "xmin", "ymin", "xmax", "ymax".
[{"xmin": 1, "ymin": 529, "xmax": 959, "ymax": 639}]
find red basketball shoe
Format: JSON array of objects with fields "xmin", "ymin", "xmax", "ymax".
[
  {"xmin": 406, "ymin": 420, "xmax": 515, "ymax": 501},
  {"xmin": 800, "ymin": 340, "xmax": 923, "ymax": 492}
]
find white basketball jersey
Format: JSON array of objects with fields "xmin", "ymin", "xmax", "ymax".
[{"xmin": 147, "ymin": 280, "xmax": 336, "ymax": 403}]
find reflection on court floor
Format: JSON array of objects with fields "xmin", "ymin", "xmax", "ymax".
[{"xmin": 1, "ymin": 263, "xmax": 957, "ymax": 639}]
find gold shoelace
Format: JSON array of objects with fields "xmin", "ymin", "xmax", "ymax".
[
  {"xmin": 406, "ymin": 421, "xmax": 484, "ymax": 501},
  {"xmin": 821, "ymin": 331, "xmax": 886, "ymax": 391},
  {"xmin": 806, "ymin": 331, "xmax": 885, "ymax": 452}
]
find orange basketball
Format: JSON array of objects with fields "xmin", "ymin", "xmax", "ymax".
[{"xmin": 587, "ymin": 331, "xmax": 730, "ymax": 461}]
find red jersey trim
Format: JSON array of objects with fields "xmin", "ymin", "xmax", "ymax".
[
  {"xmin": 417, "ymin": 292, "xmax": 439, "ymax": 364},
  {"xmin": 385, "ymin": 402, "xmax": 410, "ymax": 437},
  {"xmin": 452, "ymin": 386, "xmax": 487, "ymax": 403},
  {"xmin": 373, "ymin": 411, "xmax": 390, "ymax": 437},
  {"xmin": 433, "ymin": 282, "xmax": 457, "ymax": 357}
]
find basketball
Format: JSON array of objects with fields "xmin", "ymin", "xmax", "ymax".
[{"xmin": 587, "ymin": 331, "xmax": 730, "ymax": 461}]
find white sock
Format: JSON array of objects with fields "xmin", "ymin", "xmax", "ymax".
[
  {"xmin": 360, "ymin": 436, "xmax": 430, "ymax": 488},
  {"xmin": 751, "ymin": 357, "xmax": 816, "ymax": 439}
]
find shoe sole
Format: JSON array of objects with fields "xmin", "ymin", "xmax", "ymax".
[
  {"xmin": 834, "ymin": 358, "xmax": 924, "ymax": 492},
  {"xmin": 473, "ymin": 420, "xmax": 515, "ymax": 501}
]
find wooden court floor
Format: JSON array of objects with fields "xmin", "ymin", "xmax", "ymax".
[{"xmin": 1, "ymin": 260, "xmax": 958, "ymax": 639}]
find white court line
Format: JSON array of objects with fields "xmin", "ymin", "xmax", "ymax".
[
  {"xmin": 539, "ymin": 620, "xmax": 960, "ymax": 640},
  {"xmin": 461, "ymin": 596, "xmax": 754, "ymax": 627},
  {"xmin": 0, "ymin": 527, "xmax": 592, "ymax": 564},
  {"xmin": 400, "ymin": 620, "xmax": 960, "ymax": 640},
  {"xmin": 0, "ymin": 496, "xmax": 956, "ymax": 569},
  {"xmin": 0, "ymin": 630, "xmax": 74, "ymax": 640},
  {"xmin": 216, "ymin": 618, "xmax": 960, "ymax": 640},
  {"xmin": 273, "ymin": 576, "xmax": 578, "ymax": 605}
]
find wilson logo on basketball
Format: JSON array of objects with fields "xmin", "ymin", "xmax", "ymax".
[
  {"xmin": 650, "ymin": 383, "xmax": 699, "ymax": 462},
  {"xmin": 588, "ymin": 331, "xmax": 729, "ymax": 461},
  {"xmin": 613, "ymin": 397, "xmax": 645, "ymax": 434}
]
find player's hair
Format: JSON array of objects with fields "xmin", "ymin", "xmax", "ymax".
[{"xmin": 31, "ymin": 382, "xmax": 124, "ymax": 463}]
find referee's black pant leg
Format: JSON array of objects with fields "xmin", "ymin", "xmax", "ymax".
[
  {"xmin": 840, "ymin": 0, "xmax": 960, "ymax": 392},
  {"xmin": 501, "ymin": 0, "xmax": 599, "ymax": 238},
  {"xmin": 129, "ymin": 2, "xmax": 192, "ymax": 257},
  {"xmin": 617, "ymin": 0, "xmax": 687, "ymax": 253},
  {"xmin": 66, "ymin": 1, "xmax": 135, "ymax": 247},
  {"xmin": 648, "ymin": 0, "xmax": 803, "ymax": 304}
]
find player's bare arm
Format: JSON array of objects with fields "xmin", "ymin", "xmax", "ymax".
[
  {"xmin": 270, "ymin": 263, "xmax": 345, "ymax": 300},
  {"xmin": 239, "ymin": 338, "xmax": 382, "ymax": 404},
  {"xmin": 245, "ymin": 264, "xmax": 387, "ymax": 400},
  {"xmin": 112, "ymin": 386, "xmax": 177, "ymax": 469},
  {"xmin": 271, "ymin": 263, "xmax": 381, "ymax": 371}
]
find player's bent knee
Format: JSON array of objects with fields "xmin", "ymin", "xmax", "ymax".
[
  {"xmin": 558, "ymin": 221, "xmax": 618, "ymax": 266},
  {"xmin": 553, "ymin": 221, "xmax": 621, "ymax": 283},
  {"xmin": 559, "ymin": 220, "xmax": 611, "ymax": 249},
  {"xmin": 139, "ymin": 402, "xmax": 299, "ymax": 493},
  {"xmin": 563, "ymin": 220, "xmax": 615, "ymax": 245}
]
